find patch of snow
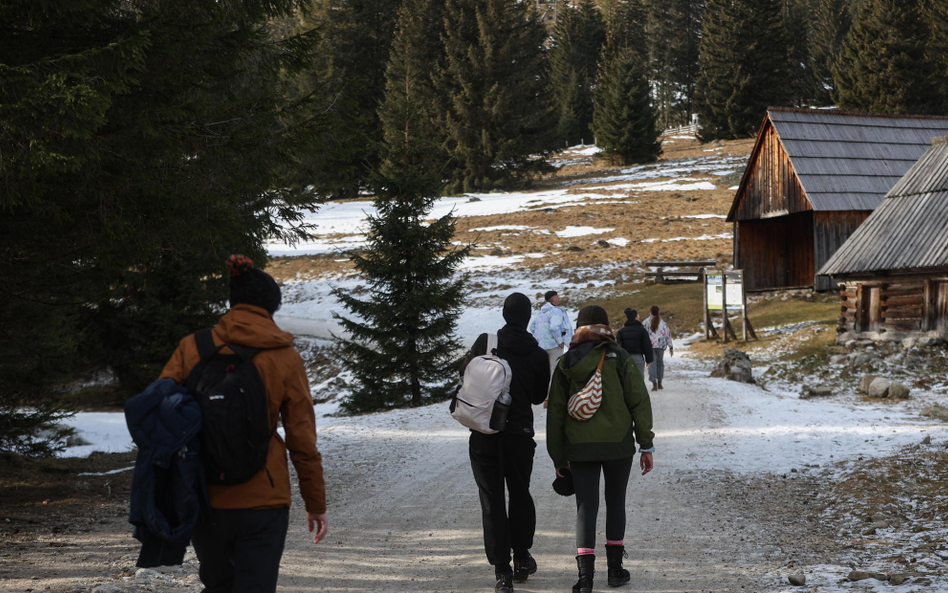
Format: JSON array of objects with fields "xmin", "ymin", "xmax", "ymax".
[{"xmin": 555, "ymin": 226, "xmax": 615, "ymax": 238}]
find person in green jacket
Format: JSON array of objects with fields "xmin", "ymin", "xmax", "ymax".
[{"xmin": 546, "ymin": 305, "xmax": 655, "ymax": 593}]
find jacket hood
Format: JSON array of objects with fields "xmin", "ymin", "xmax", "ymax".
[
  {"xmin": 502, "ymin": 292, "xmax": 531, "ymax": 328},
  {"xmin": 497, "ymin": 324, "xmax": 540, "ymax": 355},
  {"xmin": 560, "ymin": 342, "xmax": 611, "ymax": 379},
  {"xmin": 623, "ymin": 318, "xmax": 644, "ymax": 328},
  {"xmin": 215, "ymin": 304, "xmax": 294, "ymax": 349}
]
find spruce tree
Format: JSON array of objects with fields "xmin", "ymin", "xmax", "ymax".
[
  {"xmin": 809, "ymin": 0, "xmax": 852, "ymax": 105},
  {"xmin": 593, "ymin": 0, "xmax": 662, "ymax": 165},
  {"xmin": 833, "ymin": 0, "xmax": 942, "ymax": 114},
  {"xmin": 547, "ymin": 0, "xmax": 607, "ymax": 147},
  {"xmin": 695, "ymin": 0, "xmax": 793, "ymax": 140},
  {"xmin": 647, "ymin": 0, "xmax": 703, "ymax": 129},
  {"xmin": 0, "ymin": 0, "xmax": 339, "ymax": 454},
  {"xmin": 435, "ymin": 0, "xmax": 550, "ymax": 193},
  {"xmin": 334, "ymin": 0, "xmax": 469, "ymax": 413},
  {"xmin": 312, "ymin": 0, "xmax": 403, "ymax": 197}
]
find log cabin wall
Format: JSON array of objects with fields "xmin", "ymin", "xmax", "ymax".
[
  {"xmin": 836, "ymin": 274, "xmax": 948, "ymax": 339},
  {"xmin": 813, "ymin": 211, "xmax": 871, "ymax": 291}
]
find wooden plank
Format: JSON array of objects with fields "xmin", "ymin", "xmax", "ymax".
[
  {"xmin": 643, "ymin": 271, "xmax": 705, "ymax": 277},
  {"xmin": 645, "ymin": 261, "xmax": 716, "ymax": 267},
  {"xmin": 840, "ymin": 291, "xmax": 856, "ymax": 299},
  {"xmin": 881, "ymin": 289, "xmax": 925, "ymax": 299},
  {"xmin": 882, "ymin": 295, "xmax": 925, "ymax": 308},
  {"xmin": 885, "ymin": 320, "xmax": 923, "ymax": 331},
  {"xmin": 883, "ymin": 306, "xmax": 923, "ymax": 318}
]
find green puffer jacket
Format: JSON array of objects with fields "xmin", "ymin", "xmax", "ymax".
[{"xmin": 546, "ymin": 341, "xmax": 654, "ymax": 468}]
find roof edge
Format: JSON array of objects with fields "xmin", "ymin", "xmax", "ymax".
[{"xmin": 767, "ymin": 106, "xmax": 948, "ymax": 121}]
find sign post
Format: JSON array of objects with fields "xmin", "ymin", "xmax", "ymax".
[{"xmin": 704, "ymin": 270, "xmax": 756, "ymax": 341}]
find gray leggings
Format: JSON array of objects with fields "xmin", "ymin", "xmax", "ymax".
[
  {"xmin": 648, "ymin": 347, "xmax": 665, "ymax": 383},
  {"xmin": 571, "ymin": 457, "xmax": 633, "ymax": 549}
]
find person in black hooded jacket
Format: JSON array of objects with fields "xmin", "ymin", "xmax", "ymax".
[
  {"xmin": 616, "ymin": 308, "xmax": 653, "ymax": 378},
  {"xmin": 461, "ymin": 292, "xmax": 550, "ymax": 592}
]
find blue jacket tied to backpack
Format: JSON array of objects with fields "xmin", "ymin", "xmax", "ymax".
[{"xmin": 125, "ymin": 378, "xmax": 207, "ymax": 567}]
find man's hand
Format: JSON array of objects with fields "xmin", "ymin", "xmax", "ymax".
[
  {"xmin": 640, "ymin": 452, "xmax": 653, "ymax": 476},
  {"xmin": 307, "ymin": 512, "xmax": 328, "ymax": 544}
]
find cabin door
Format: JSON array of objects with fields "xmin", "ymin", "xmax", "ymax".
[
  {"xmin": 936, "ymin": 282, "xmax": 948, "ymax": 333},
  {"xmin": 858, "ymin": 285, "xmax": 881, "ymax": 332}
]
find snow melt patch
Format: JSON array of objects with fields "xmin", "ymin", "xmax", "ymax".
[{"xmin": 555, "ymin": 226, "xmax": 615, "ymax": 238}]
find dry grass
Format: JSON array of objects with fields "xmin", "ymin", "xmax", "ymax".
[{"xmin": 268, "ymin": 135, "xmax": 748, "ymax": 283}]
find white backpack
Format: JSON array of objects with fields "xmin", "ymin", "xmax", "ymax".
[{"xmin": 451, "ymin": 334, "xmax": 512, "ymax": 434}]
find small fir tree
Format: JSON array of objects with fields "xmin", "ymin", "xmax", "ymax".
[{"xmin": 334, "ymin": 0, "xmax": 469, "ymax": 413}]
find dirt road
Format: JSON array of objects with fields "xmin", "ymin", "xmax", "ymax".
[
  {"xmin": 6, "ymin": 354, "xmax": 922, "ymax": 593},
  {"xmin": 274, "ymin": 356, "xmax": 807, "ymax": 593}
]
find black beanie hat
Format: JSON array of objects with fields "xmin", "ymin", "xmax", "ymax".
[
  {"xmin": 624, "ymin": 308, "xmax": 638, "ymax": 321},
  {"xmin": 576, "ymin": 305, "xmax": 609, "ymax": 328},
  {"xmin": 544, "ymin": 290, "xmax": 558, "ymax": 302},
  {"xmin": 226, "ymin": 254, "xmax": 282, "ymax": 314},
  {"xmin": 503, "ymin": 292, "xmax": 532, "ymax": 328}
]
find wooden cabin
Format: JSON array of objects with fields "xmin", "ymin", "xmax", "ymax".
[
  {"xmin": 727, "ymin": 108, "xmax": 948, "ymax": 292},
  {"xmin": 820, "ymin": 136, "xmax": 948, "ymax": 341}
]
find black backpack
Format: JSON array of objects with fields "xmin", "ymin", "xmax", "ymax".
[{"xmin": 184, "ymin": 329, "xmax": 273, "ymax": 485}]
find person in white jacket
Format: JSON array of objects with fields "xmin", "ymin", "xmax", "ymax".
[{"xmin": 528, "ymin": 291, "xmax": 573, "ymax": 379}]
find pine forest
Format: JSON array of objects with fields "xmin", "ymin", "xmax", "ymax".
[{"xmin": 6, "ymin": 0, "xmax": 948, "ymax": 426}]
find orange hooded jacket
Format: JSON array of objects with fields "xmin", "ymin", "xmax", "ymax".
[{"xmin": 160, "ymin": 304, "xmax": 326, "ymax": 514}]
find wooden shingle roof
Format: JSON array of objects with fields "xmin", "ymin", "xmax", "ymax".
[
  {"xmin": 819, "ymin": 136, "xmax": 948, "ymax": 276},
  {"xmin": 762, "ymin": 108, "xmax": 948, "ymax": 212}
]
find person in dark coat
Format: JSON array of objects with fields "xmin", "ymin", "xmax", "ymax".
[
  {"xmin": 615, "ymin": 308, "xmax": 653, "ymax": 378},
  {"xmin": 462, "ymin": 292, "xmax": 550, "ymax": 593}
]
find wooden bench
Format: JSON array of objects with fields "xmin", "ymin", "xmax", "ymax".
[{"xmin": 643, "ymin": 261, "xmax": 716, "ymax": 283}]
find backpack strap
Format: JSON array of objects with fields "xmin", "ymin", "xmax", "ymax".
[
  {"xmin": 194, "ymin": 328, "xmax": 262, "ymax": 362},
  {"xmin": 486, "ymin": 333, "xmax": 498, "ymax": 356},
  {"xmin": 194, "ymin": 328, "xmax": 220, "ymax": 361}
]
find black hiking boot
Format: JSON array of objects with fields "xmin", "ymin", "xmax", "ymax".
[
  {"xmin": 572, "ymin": 554, "xmax": 594, "ymax": 593},
  {"xmin": 495, "ymin": 572, "xmax": 514, "ymax": 593},
  {"xmin": 513, "ymin": 553, "xmax": 537, "ymax": 583},
  {"xmin": 606, "ymin": 544, "xmax": 631, "ymax": 587}
]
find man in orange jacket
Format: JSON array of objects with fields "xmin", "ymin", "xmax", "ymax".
[{"xmin": 160, "ymin": 254, "xmax": 327, "ymax": 593}]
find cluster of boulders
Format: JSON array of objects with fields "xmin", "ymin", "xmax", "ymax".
[
  {"xmin": 859, "ymin": 374, "xmax": 910, "ymax": 399},
  {"xmin": 829, "ymin": 336, "xmax": 944, "ymax": 370},
  {"xmin": 801, "ymin": 373, "xmax": 911, "ymax": 399}
]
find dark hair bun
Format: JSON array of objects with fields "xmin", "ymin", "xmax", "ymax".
[{"xmin": 226, "ymin": 254, "xmax": 254, "ymax": 277}]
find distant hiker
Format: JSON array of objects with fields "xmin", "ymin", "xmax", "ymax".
[
  {"xmin": 644, "ymin": 305, "xmax": 674, "ymax": 391},
  {"xmin": 615, "ymin": 308, "xmax": 653, "ymax": 378},
  {"xmin": 547, "ymin": 305, "xmax": 655, "ymax": 593},
  {"xmin": 160, "ymin": 255, "xmax": 327, "ymax": 593},
  {"xmin": 528, "ymin": 290, "xmax": 573, "ymax": 379},
  {"xmin": 461, "ymin": 293, "xmax": 550, "ymax": 593}
]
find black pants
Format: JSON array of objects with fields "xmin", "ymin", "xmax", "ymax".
[
  {"xmin": 191, "ymin": 507, "xmax": 290, "ymax": 593},
  {"xmin": 571, "ymin": 457, "xmax": 633, "ymax": 550},
  {"xmin": 469, "ymin": 431, "xmax": 537, "ymax": 569}
]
